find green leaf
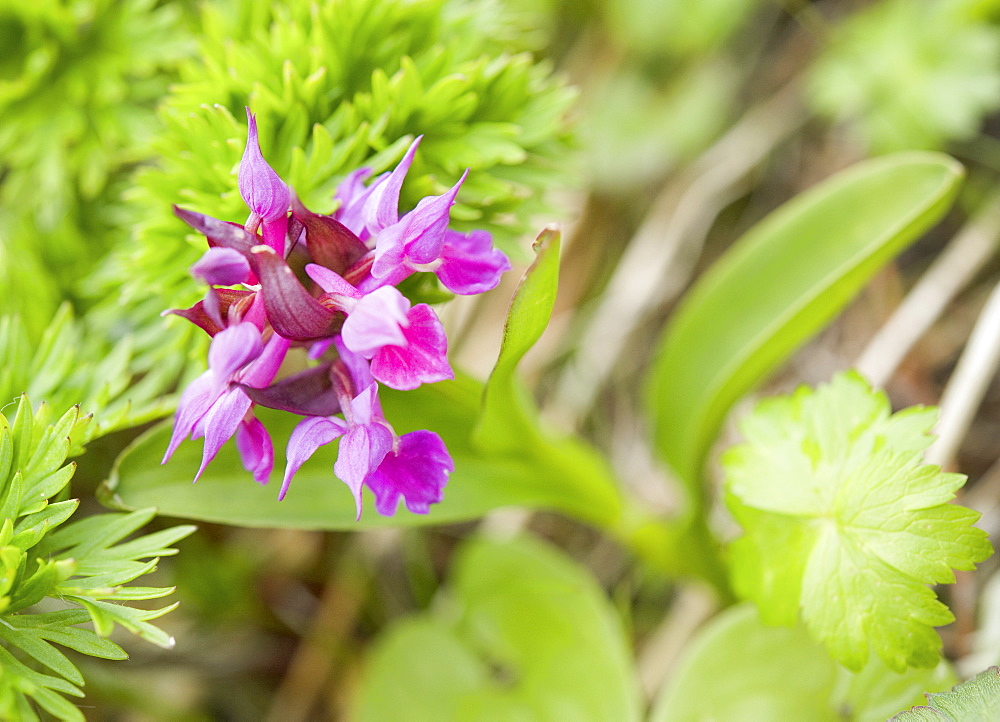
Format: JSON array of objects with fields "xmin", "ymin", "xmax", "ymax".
[
  {"xmin": 67, "ymin": 598, "xmax": 178, "ymax": 650},
  {"xmin": 474, "ymin": 225, "xmax": 559, "ymax": 451},
  {"xmin": 892, "ymin": 666, "xmax": 1000, "ymax": 720},
  {"xmin": 724, "ymin": 373, "xmax": 993, "ymax": 671},
  {"xmin": 353, "ymin": 535, "xmax": 642, "ymax": 720},
  {"xmin": 651, "ymin": 603, "xmax": 956, "ymax": 722},
  {"xmin": 648, "ymin": 152, "xmax": 963, "ymax": 488}
]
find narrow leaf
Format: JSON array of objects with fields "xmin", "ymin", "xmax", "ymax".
[{"xmin": 647, "ymin": 152, "xmax": 963, "ymax": 487}]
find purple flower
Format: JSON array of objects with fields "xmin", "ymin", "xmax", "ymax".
[
  {"xmin": 282, "ymin": 349, "xmax": 451, "ymax": 517},
  {"xmin": 162, "ymin": 322, "xmax": 289, "ymax": 481},
  {"xmin": 307, "ymin": 264, "xmax": 453, "ymax": 390},
  {"xmin": 165, "ymin": 114, "xmax": 509, "ymax": 519}
]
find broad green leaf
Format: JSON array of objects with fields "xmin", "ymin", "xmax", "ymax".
[
  {"xmin": 892, "ymin": 667, "xmax": 1000, "ymax": 720},
  {"xmin": 725, "ymin": 373, "xmax": 992, "ymax": 671},
  {"xmin": 354, "ymin": 535, "xmax": 642, "ymax": 721},
  {"xmin": 648, "ymin": 152, "xmax": 963, "ymax": 488},
  {"xmin": 651, "ymin": 603, "xmax": 955, "ymax": 722}
]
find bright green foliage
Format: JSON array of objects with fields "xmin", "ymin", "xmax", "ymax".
[
  {"xmin": 724, "ymin": 373, "xmax": 993, "ymax": 672},
  {"xmin": 0, "ymin": 306, "xmax": 178, "ymax": 449},
  {"xmin": 648, "ymin": 152, "xmax": 962, "ymax": 491},
  {"xmin": 892, "ymin": 666, "xmax": 1000, "ymax": 720},
  {"xmin": 353, "ymin": 535, "xmax": 642, "ymax": 721},
  {"xmin": 651, "ymin": 604, "xmax": 956, "ymax": 721},
  {"xmin": 93, "ymin": 0, "xmax": 575, "ymax": 374},
  {"xmin": 607, "ymin": 0, "xmax": 762, "ymax": 57},
  {"xmin": 808, "ymin": 0, "xmax": 1000, "ymax": 152},
  {"xmin": 0, "ymin": 0, "xmax": 193, "ymax": 293},
  {"xmin": 0, "ymin": 396, "xmax": 194, "ymax": 720}
]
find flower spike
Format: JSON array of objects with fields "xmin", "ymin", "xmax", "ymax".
[{"xmin": 164, "ymin": 116, "xmax": 506, "ymax": 518}]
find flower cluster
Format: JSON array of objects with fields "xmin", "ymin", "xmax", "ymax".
[{"xmin": 161, "ymin": 110, "xmax": 511, "ymax": 518}]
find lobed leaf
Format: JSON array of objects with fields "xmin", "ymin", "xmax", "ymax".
[{"xmin": 724, "ymin": 373, "xmax": 993, "ymax": 671}]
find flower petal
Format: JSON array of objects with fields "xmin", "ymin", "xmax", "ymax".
[
  {"xmin": 334, "ymin": 422, "xmax": 394, "ymax": 519},
  {"xmin": 370, "ymin": 169, "xmax": 467, "ymax": 278},
  {"xmin": 362, "ymin": 136, "xmax": 421, "ymax": 232},
  {"xmin": 236, "ymin": 416, "xmax": 274, "ymax": 485},
  {"xmin": 196, "ymin": 387, "xmax": 253, "ymax": 481},
  {"xmin": 208, "ymin": 322, "xmax": 264, "ymax": 380},
  {"xmin": 436, "ymin": 229, "xmax": 511, "ymax": 295},
  {"xmin": 282, "ymin": 415, "xmax": 348, "ymax": 500},
  {"xmin": 341, "ymin": 286, "xmax": 410, "ymax": 357},
  {"xmin": 191, "ymin": 247, "xmax": 252, "ymax": 286},
  {"xmin": 239, "ymin": 109, "xmax": 291, "ymax": 222},
  {"xmin": 162, "ymin": 372, "xmax": 223, "ymax": 463},
  {"xmin": 370, "ymin": 303, "xmax": 452, "ymax": 390},
  {"xmin": 164, "ymin": 289, "xmax": 256, "ymax": 337},
  {"xmin": 367, "ymin": 430, "xmax": 452, "ymax": 516}
]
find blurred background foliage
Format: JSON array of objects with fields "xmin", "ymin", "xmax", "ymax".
[{"xmin": 4, "ymin": 0, "xmax": 1000, "ymax": 718}]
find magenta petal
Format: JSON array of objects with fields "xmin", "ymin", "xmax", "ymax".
[
  {"xmin": 367, "ymin": 430, "xmax": 452, "ymax": 516},
  {"xmin": 191, "ymin": 247, "xmax": 252, "ymax": 286},
  {"xmin": 334, "ymin": 167, "xmax": 376, "ymax": 237},
  {"xmin": 334, "ymin": 338, "xmax": 375, "ymax": 391},
  {"xmin": 239, "ymin": 109, "xmax": 291, "ymax": 222},
  {"xmin": 334, "ymin": 422, "xmax": 394, "ymax": 519},
  {"xmin": 370, "ymin": 169, "xmax": 467, "ymax": 278},
  {"xmin": 341, "ymin": 286, "xmax": 410, "ymax": 357},
  {"xmin": 370, "ymin": 303, "xmax": 452, "ymax": 390},
  {"xmin": 436, "ymin": 230, "xmax": 511, "ymax": 295},
  {"xmin": 252, "ymin": 245, "xmax": 340, "ymax": 341},
  {"xmin": 282, "ymin": 415, "xmax": 348, "ymax": 500},
  {"xmin": 362, "ymin": 137, "xmax": 421, "ymax": 232},
  {"xmin": 196, "ymin": 388, "xmax": 252, "ymax": 481},
  {"xmin": 404, "ymin": 170, "xmax": 467, "ymax": 265},
  {"xmin": 236, "ymin": 416, "xmax": 274, "ymax": 485},
  {"xmin": 239, "ymin": 333, "xmax": 291, "ymax": 388},
  {"xmin": 208, "ymin": 323, "xmax": 264, "ymax": 381},
  {"xmin": 305, "ymin": 263, "xmax": 363, "ymax": 299},
  {"xmin": 162, "ymin": 373, "xmax": 223, "ymax": 463}
]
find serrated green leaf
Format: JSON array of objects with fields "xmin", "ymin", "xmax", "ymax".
[
  {"xmin": 648, "ymin": 153, "xmax": 963, "ymax": 490},
  {"xmin": 892, "ymin": 666, "xmax": 1000, "ymax": 720},
  {"xmin": 725, "ymin": 373, "xmax": 993, "ymax": 671},
  {"xmin": 353, "ymin": 535, "xmax": 641, "ymax": 721},
  {"xmin": 651, "ymin": 603, "xmax": 955, "ymax": 722}
]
